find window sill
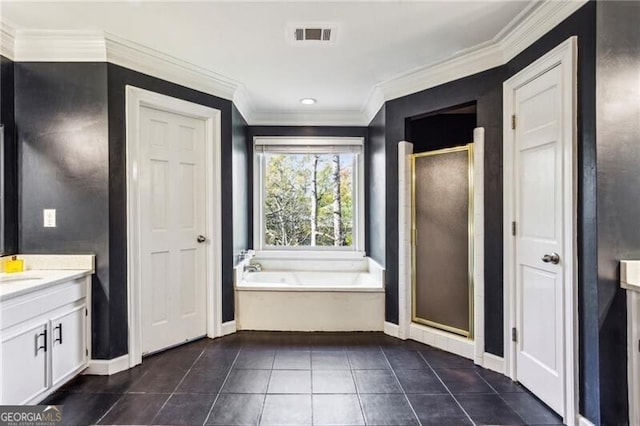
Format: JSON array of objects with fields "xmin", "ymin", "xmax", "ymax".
[{"xmin": 254, "ymin": 250, "xmax": 367, "ymax": 260}]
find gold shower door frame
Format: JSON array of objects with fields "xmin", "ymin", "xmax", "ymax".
[{"xmin": 411, "ymin": 144, "xmax": 474, "ymax": 338}]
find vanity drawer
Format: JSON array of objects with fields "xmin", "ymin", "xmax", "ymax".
[{"xmin": 1, "ymin": 277, "xmax": 88, "ymax": 331}]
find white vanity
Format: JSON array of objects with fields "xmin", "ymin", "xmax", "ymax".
[
  {"xmin": 0, "ymin": 255, "xmax": 94, "ymax": 405},
  {"xmin": 621, "ymin": 260, "xmax": 640, "ymax": 426}
]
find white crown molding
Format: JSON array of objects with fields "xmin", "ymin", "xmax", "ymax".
[
  {"xmin": 361, "ymin": 0, "xmax": 589, "ymax": 122},
  {"xmin": 500, "ymin": 0, "xmax": 589, "ymax": 62},
  {"xmin": 232, "ymin": 86, "xmax": 255, "ymax": 124},
  {"xmin": 361, "ymin": 86, "xmax": 385, "ymax": 125},
  {"xmin": 105, "ymin": 33, "xmax": 239, "ymax": 101},
  {"xmin": 14, "ymin": 29, "xmax": 107, "ymax": 62},
  {"xmin": 251, "ymin": 109, "xmax": 369, "ymax": 127},
  {"xmin": 2, "ymin": 0, "xmax": 590, "ymax": 125},
  {"xmin": 9, "ymin": 29, "xmax": 239, "ymax": 101},
  {"xmin": 378, "ymin": 41, "xmax": 504, "ymax": 103},
  {"xmin": 0, "ymin": 22, "xmax": 15, "ymax": 60}
]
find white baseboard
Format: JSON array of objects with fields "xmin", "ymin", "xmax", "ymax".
[
  {"xmin": 577, "ymin": 415, "xmax": 596, "ymax": 426},
  {"xmin": 483, "ymin": 352, "xmax": 505, "ymax": 374},
  {"xmin": 409, "ymin": 323, "xmax": 474, "ymax": 360},
  {"xmin": 83, "ymin": 354, "xmax": 130, "ymax": 376},
  {"xmin": 384, "ymin": 321, "xmax": 401, "ymax": 338},
  {"xmin": 221, "ymin": 320, "xmax": 237, "ymax": 336}
]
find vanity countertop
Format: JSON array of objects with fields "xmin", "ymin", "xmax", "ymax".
[
  {"xmin": 0, "ymin": 269, "xmax": 92, "ymax": 301},
  {"xmin": 621, "ymin": 260, "xmax": 640, "ymax": 292},
  {"xmin": 0, "ymin": 255, "xmax": 95, "ymax": 302}
]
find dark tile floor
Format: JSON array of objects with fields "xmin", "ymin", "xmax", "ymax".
[{"xmin": 43, "ymin": 331, "xmax": 563, "ymax": 425}]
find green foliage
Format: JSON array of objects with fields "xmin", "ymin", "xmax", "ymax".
[{"xmin": 263, "ymin": 153, "xmax": 354, "ymax": 247}]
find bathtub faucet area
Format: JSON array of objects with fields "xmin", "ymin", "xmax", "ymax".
[{"xmin": 244, "ymin": 262, "xmax": 262, "ymax": 273}]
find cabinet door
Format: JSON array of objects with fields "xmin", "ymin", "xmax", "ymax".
[
  {"xmin": 51, "ymin": 305, "xmax": 87, "ymax": 387},
  {"xmin": 1, "ymin": 322, "xmax": 48, "ymax": 404}
]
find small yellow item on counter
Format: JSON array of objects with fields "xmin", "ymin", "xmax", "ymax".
[{"xmin": 4, "ymin": 256, "xmax": 24, "ymax": 273}]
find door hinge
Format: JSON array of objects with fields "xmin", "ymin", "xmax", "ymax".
[
  {"xmin": 85, "ymin": 308, "xmax": 88, "ymax": 317},
  {"xmin": 638, "ymin": 339, "xmax": 640, "ymax": 353},
  {"xmin": 86, "ymin": 348, "xmax": 89, "ymax": 356},
  {"xmin": 512, "ymin": 327, "xmax": 517, "ymax": 343},
  {"xmin": 511, "ymin": 114, "xmax": 517, "ymax": 130},
  {"xmin": 512, "ymin": 221, "xmax": 517, "ymax": 236}
]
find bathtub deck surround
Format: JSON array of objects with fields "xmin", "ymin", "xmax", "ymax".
[
  {"xmin": 235, "ymin": 256, "xmax": 385, "ymax": 331},
  {"xmin": 41, "ymin": 331, "xmax": 562, "ymax": 425}
]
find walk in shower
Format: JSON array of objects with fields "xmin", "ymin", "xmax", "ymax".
[{"xmin": 411, "ymin": 144, "xmax": 474, "ymax": 337}]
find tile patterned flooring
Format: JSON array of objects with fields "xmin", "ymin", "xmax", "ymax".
[{"xmin": 43, "ymin": 331, "xmax": 563, "ymax": 425}]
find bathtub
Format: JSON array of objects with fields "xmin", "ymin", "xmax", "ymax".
[{"xmin": 235, "ymin": 257, "xmax": 385, "ymax": 331}]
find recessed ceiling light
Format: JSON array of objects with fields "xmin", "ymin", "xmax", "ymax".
[{"xmin": 300, "ymin": 98, "xmax": 316, "ymax": 105}]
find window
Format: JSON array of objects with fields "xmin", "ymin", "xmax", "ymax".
[{"xmin": 254, "ymin": 137, "xmax": 364, "ymax": 254}]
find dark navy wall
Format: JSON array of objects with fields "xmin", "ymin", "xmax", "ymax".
[
  {"xmin": 367, "ymin": 107, "xmax": 386, "ymax": 266},
  {"xmin": 0, "ymin": 56, "xmax": 17, "ymax": 255},
  {"xmin": 15, "ymin": 62, "xmax": 237, "ymax": 359},
  {"xmin": 231, "ymin": 106, "xmax": 250, "ymax": 272},
  {"xmin": 595, "ymin": 1, "xmax": 640, "ymax": 423},
  {"xmin": 107, "ymin": 64, "xmax": 236, "ymax": 332},
  {"xmin": 408, "ymin": 113, "xmax": 477, "ymax": 153},
  {"xmin": 375, "ymin": 2, "xmax": 618, "ymax": 423},
  {"xmin": 14, "ymin": 63, "xmax": 112, "ymax": 357}
]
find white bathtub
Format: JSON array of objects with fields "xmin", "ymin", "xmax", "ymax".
[
  {"xmin": 238, "ymin": 271, "xmax": 382, "ymax": 292},
  {"xmin": 235, "ymin": 258, "xmax": 385, "ymax": 331}
]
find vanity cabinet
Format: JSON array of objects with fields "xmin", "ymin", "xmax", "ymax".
[{"xmin": 0, "ymin": 275, "xmax": 90, "ymax": 405}]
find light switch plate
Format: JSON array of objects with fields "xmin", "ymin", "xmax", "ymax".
[{"xmin": 44, "ymin": 209, "xmax": 56, "ymax": 227}]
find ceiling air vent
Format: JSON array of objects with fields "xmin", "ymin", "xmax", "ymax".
[{"xmin": 291, "ymin": 25, "xmax": 335, "ymax": 43}]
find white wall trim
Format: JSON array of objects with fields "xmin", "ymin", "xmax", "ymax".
[
  {"xmin": 14, "ymin": 29, "xmax": 107, "ymax": 62},
  {"xmin": 105, "ymin": 33, "xmax": 239, "ymax": 101},
  {"xmin": 84, "ymin": 355, "xmax": 130, "ymax": 376},
  {"xmin": 11, "ymin": 29, "xmax": 239, "ymax": 102},
  {"xmin": 472, "ymin": 128, "xmax": 486, "ymax": 367},
  {"xmin": 577, "ymin": 415, "xmax": 596, "ymax": 426},
  {"xmin": 503, "ymin": 37, "xmax": 578, "ymax": 426},
  {"xmin": 0, "ymin": 22, "xmax": 15, "ymax": 60},
  {"xmin": 482, "ymin": 353, "xmax": 505, "ymax": 375},
  {"xmin": 397, "ymin": 141, "xmax": 413, "ymax": 340},
  {"xmin": 409, "ymin": 323, "xmax": 474, "ymax": 360},
  {"xmin": 500, "ymin": 0, "xmax": 588, "ymax": 62},
  {"xmin": 221, "ymin": 320, "xmax": 237, "ymax": 337},
  {"xmin": 1, "ymin": 0, "xmax": 589, "ymax": 126},
  {"xmin": 383, "ymin": 321, "xmax": 400, "ymax": 339},
  {"xmin": 126, "ymin": 86, "xmax": 223, "ymax": 368},
  {"xmin": 378, "ymin": 42, "xmax": 504, "ymax": 103},
  {"xmin": 249, "ymin": 109, "xmax": 369, "ymax": 127}
]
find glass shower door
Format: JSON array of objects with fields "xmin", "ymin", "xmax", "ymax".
[{"xmin": 411, "ymin": 144, "xmax": 473, "ymax": 337}]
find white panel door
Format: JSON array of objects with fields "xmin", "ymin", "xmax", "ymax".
[
  {"xmin": 513, "ymin": 64, "xmax": 565, "ymax": 416},
  {"xmin": 139, "ymin": 105, "xmax": 207, "ymax": 355}
]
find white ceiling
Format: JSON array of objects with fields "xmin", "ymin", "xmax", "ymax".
[{"xmin": 1, "ymin": 1, "xmax": 534, "ymax": 122}]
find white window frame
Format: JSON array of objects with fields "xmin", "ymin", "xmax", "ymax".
[{"xmin": 253, "ymin": 136, "xmax": 365, "ymax": 259}]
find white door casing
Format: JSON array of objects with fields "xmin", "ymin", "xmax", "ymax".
[
  {"xmin": 126, "ymin": 86, "xmax": 222, "ymax": 367},
  {"xmin": 503, "ymin": 37, "xmax": 577, "ymax": 424}
]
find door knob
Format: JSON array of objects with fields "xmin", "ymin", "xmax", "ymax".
[
  {"xmin": 541, "ymin": 253, "xmax": 560, "ymax": 264},
  {"xmin": 197, "ymin": 235, "xmax": 207, "ymax": 243}
]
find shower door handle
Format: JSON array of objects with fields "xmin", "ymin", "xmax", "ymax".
[{"xmin": 541, "ymin": 253, "xmax": 560, "ymax": 264}]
